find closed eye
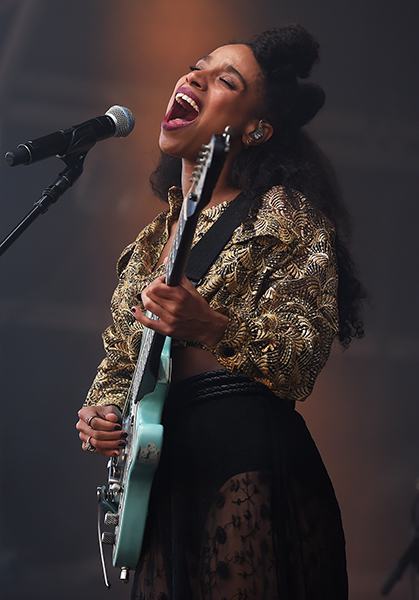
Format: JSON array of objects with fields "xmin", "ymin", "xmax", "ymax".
[
  {"xmin": 190, "ymin": 64, "xmax": 238, "ymax": 90},
  {"xmin": 220, "ymin": 77, "xmax": 236, "ymax": 90}
]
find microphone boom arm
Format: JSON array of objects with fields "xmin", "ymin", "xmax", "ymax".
[{"xmin": 0, "ymin": 151, "xmax": 88, "ymax": 258}]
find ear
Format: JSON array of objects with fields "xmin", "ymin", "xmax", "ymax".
[{"xmin": 242, "ymin": 119, "xmax": 274, "ymax": 148}]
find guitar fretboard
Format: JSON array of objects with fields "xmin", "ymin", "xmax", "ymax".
[
  {"xmin": 165, "ymin": 200, "xmax": 189, "ymax": 285},
  {"xmin": 121, "ymin": 133, "xmax": 230, "ymax": 418},
  {"xmin": 123, "ymin": 322, "xmax": 158, "ymax": 416}
]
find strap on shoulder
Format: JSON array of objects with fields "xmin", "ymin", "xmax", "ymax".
[{"xmin": 185, "ymin": 192, "xmax": 253, "ymax": 284}]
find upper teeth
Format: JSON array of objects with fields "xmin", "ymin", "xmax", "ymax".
[{"xmin": 175, "ymin": 93, "xmax": 199, "ymax": 113}]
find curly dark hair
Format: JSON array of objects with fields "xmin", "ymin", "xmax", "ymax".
[{"xmin": 150, "ymin": 24, "xmax": 365, "ymax": 347}]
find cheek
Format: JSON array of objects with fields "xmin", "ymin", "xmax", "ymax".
[
  {"xmin": 210, "ymin": 93, "xmax": 257, "ymax": 132},
  {"xmin": 215, "ymin": 107, "xmax": 251, "ymax": 135}
]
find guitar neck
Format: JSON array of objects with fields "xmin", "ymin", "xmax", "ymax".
[
  {"xmin": 125, "ymin": 130, "xmax": 231, "ymax": 410},
  {"xmin": 165, "ymin": 201, "xmax": 199, "ymax": 286}
]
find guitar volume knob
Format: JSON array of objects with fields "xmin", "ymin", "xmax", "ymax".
[
  {"xmin": 104, "ymin": 512, "xmax": 119, "ymax": 526},
  {"xmin": 101, "ymin": 532, "xmax": 116, "ymax": 545}
]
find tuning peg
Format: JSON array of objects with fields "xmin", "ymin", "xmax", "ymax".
[
  {"xmin": 101, "ymin": 531, "xmax": 116, "ymax": 545},
  {"xmin": 104, "ymin": 512, "xmax": 119, "ymax": 526}
]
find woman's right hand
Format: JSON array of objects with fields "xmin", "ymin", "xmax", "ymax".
[{"xmin": 76, "ymin": 405, "xmax": 128, "ymax": 457}]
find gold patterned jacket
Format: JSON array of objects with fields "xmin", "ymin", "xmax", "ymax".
[{"xmin": 85, "ymin": 185, "xmax": 339, "ymax": 409}]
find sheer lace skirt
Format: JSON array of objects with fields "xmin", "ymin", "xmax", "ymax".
[{"xmin": 131, "ymin": 371, "xmax": 348, "ymax": 600}]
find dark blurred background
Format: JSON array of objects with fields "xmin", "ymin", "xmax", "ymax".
[{"xmin": 0, "ymin": 1, "xmax": 418, "ymax": 598}]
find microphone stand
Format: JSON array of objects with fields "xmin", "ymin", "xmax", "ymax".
[
  {"xmin": 0, "ymin": 151, "xmax": 88, "ymax": 258},
  {"xmin": 381, "ymin": 529, "xmax": 419, "ymax": 595},
  {"xmin": 381, "ymin": 488, "xmax": 419, "ymax": 597}
]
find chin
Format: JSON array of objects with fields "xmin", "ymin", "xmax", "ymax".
[
  {"xmin": 158, "ymin": 129, "xmax": 176, "ymax": 154},
  {"xmin": 159, "ymin": 129, "xmax": 201, "ymax": 162},
  {"xmin": 159, "ymin": 133, "xmax": 181, "ymax": 158}
]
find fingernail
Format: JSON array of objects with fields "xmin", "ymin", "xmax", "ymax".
[
  {"xmin": 118, "ymin": 441, "xmax": 126, "ymax": 448},
  {"xmin": 120, "ymin": 432, "xmax": 128, "ymax": 439},
  {"xmin": 114, "ymin": 425, "xmax": 122, "ymax": 431},
  {"xmin": 131, "ymin": 307, "xmax": 137, "ymax": 314}
]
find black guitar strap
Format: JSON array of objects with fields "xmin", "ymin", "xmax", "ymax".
[{"xmin": 185, "ymin": 192, "xmax": 253, "ymax": 284}]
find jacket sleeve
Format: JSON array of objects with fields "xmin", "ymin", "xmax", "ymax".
[
  {"xmin": 203, "ymin": 195, "xmax": 339, "ymax": 402},
  {"xmin": 84, "ymin": 241, "xmax": 144, "ymax": 410},
  {"xmin": 84, "ymin": 323, "xmax": 136, "ymax": 410},
  {"xmin": 83, "ymin": 205, "xmax": 171, "ymax": 409}
]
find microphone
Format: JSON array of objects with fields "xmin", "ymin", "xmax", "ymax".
[{"xmin": 5, "ymin": 105, "xmax": 135, "ymax": 167}]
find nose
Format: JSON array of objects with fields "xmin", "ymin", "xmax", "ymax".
[{"xmin": 186, "ymin": 69, "xmax": 207, "ymax": 90}]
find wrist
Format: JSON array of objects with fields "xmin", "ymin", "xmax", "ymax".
[{"xmin": 203, "ymin": 311, "xmax": 229, "ymax": 347}]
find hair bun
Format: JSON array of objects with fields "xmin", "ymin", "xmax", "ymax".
[
  {"xmin": 292, "ymin": 82, "xmax": 325, "ymax": 127},
  {"xmin": 249, "ymin": 24, "xmax": 321, "ymax": 80}
]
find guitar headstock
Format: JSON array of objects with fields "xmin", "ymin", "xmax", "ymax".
[
  {"xmin": 166, "ymin": 126, "xmax": 232, "ymax": 286},
  {"xmin": 185, "ymin": 126, "xmax": 232, "ymax": 216}
]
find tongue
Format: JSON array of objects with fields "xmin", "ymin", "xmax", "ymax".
[
  {"xmin": 169, "ymin": 117, "xmax": 193, "ymax": 126},
  {"xmin": 168, "ymin": 101, "xmax": 198, "ymax": 123}
]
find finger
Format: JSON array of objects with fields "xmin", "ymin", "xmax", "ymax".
[
  {"xmin": 139, "ymin": 276, "xmax": 166, "ymax": 300},
  {"xmin": 144, "ymin": 287, "xmax": 189, "ymax": 321},
  {"xmin": 179, "ymin": 275, "xmax": 197, "ymax": 292},
  {"xmin": 80, "ymin": 431, "xmax": 127, "ymax": 452},
  {"xmin": 104, "ymin": 412, "xmax": 120, "ymax": 423},
  {"xmin": 78, "ymin": 405, "xmax": 122, "ymax": 422},
  {"xmin": 81, "ymin": 438, "xmax": 122, "ymax": 458},
  {"xmin": 80, "ymin": 433, "xmax": 127, "ymax": 449},
  {"xmin": 79, "ymin": 426, "xmax": 127, "ymax": 444},
  {"xmin": 145, "ymin": 278, "xmax": 186, "ymax": 303},
  {"xmin": 88, "ymin": 416, "xmax": 122, "ymax": 433},
  {"xmin": 76, "ymin": 419, "xmax": 123, "ymax": 438},
  {"xmin": 77, "ymin": 408, "xmax": 122, "ymax": 434},
  {"xmin": 140, "ymin": 294, "xmax": 172, "ymax": 321},
  {"xmin": 133, "ymin": 308, "xmax": 172, "ymax": 336}
]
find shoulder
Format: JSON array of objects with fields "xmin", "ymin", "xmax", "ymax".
[
  {"xmin": 260, "ymin": 185, "xmax": 334, "ymax": 232},
  {"xmin": 243, "ymin": 185, "xmax": 335, "ymax": 246},
  {"xmin": 115, "ymin": 217, "xmax": 165, "ymax": 276},
  {"xmin": 116, "ymin": 187, "xmax": 183, "ymax": 277}
]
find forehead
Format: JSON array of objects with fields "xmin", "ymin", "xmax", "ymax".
[{"xmin": 206, "ymin": 44, "xmax": 262, "ymax": 83}]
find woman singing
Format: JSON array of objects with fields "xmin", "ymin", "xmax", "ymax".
[{"xmin": 77, "ymin": 24, "xmax": 364, "ymax": 600}]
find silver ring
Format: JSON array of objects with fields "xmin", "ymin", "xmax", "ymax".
[
  {"xmin": 86, "ymin": 415, "xmax": 96, "ymax": 428},
  {"xmin": 85, "ymin": 436, "xmax": 96, "ymax": 453}
]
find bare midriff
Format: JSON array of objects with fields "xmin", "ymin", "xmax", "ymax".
[{"xmin": 171, "ymin": 346, "xmax": 224, "ymax": 384}]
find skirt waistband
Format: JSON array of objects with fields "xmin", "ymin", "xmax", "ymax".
[{"xmin": 168, "ymin": 369, "xmax": 295, "ymax": 408}]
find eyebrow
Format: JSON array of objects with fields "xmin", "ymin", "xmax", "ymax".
[{"xmin": 198, "ymin": 55, "xmax": 247, "ymax": 90}]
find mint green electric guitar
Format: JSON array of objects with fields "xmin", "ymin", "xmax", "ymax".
[{"xmin": 97, "ymin": 128, "xmax": 231, "ymax": 585}]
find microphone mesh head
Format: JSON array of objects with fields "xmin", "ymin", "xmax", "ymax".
[{"xmin": 105, "ymin": 105, "xmax": 135, "ymax": 137}]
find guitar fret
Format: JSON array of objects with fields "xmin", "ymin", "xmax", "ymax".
[
  {"xmin": 124, "ymin": 325, "xmax": 156, "ymax": 413},
  {"xmin": 167, "ymin": 211, "xmax": 186, "ymax": 283}
]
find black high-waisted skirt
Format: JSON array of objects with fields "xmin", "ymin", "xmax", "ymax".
[{"xmin": 131, "ymin": 371, "xmax": 348, "ymax": 600}]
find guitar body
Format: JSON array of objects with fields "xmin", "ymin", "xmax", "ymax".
[
  {"xmin": 111, "ymin": 337, "xmax": 171, "ymax": 569},
  {"xmin": 98, "ymin": 130, "xmax": 231, "ymax": 580}
]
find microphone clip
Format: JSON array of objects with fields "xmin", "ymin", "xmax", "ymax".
[{"xmin": 38, "ymin": 151, "xmax": 88, "ymax": 211}]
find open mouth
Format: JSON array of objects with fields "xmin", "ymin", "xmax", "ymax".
[{"xmin": 162, "ymin": 87, "xmax": 200, "ymax": 130}]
